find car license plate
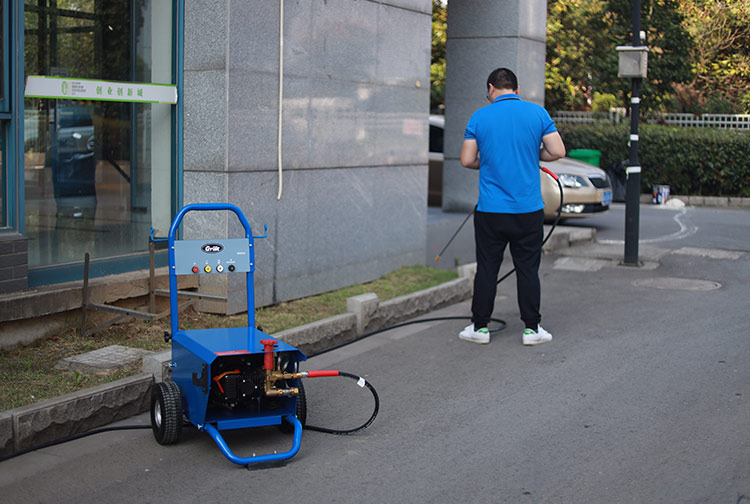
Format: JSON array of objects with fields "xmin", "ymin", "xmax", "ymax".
[{"xmin": 601, "ymin": 190, "xmax": 612, "ymax": 206}]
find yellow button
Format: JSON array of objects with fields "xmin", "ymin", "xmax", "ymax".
[{"xmin": 204, "ymin": 265, "xmax": 212, "ymax": 273}]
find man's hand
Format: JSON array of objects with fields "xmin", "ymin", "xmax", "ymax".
[
  {"xmin": 461, "ymin": 139, "xmax": 480, "ymax": 170},
  {"xmin": 540, "ymin": 131, "xmax": 565, "ymax": 161}
]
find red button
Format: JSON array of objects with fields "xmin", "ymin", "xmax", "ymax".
[{"xmin": 192, "ymin": 266, "xmax": 199, "ymax": 273}]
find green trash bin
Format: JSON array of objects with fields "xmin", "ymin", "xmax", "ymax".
[{"xmin": 568, "ymin": 149, "xmax": 601, "ymax": 167}]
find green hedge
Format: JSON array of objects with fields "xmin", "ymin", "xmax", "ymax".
[{"xmin": 556, "ymin": 122, "xmax": 750, "ymax": 197}]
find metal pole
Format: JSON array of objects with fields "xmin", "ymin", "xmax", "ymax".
[
  {"xmin": 80, "ymin": 252, "xmax": 91, "ymax": 336},
  {"xmin": 149, "ymin": 240, "xmax": 156, "ymax": 315},
  {"xmin": 623, "ymin": 0, "xmax": 641, "ymax": 266}
]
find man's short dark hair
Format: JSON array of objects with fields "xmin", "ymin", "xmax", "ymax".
[{"xmin": 487, "ymin": 68, "xmax": 518, "ymax": 92}]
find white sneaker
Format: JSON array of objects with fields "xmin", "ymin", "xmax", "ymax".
[
  {"xmin": 459, "ymin": 324, "xmax": 490, "ymax": 344},
  {"xmin": 522, "ymin": 325, "xmax": 553, "ymax": 346}
]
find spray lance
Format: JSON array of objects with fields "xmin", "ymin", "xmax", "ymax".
[{"xmin": 435, "ymin": 165, "xmax": 564, "ymax": 286}]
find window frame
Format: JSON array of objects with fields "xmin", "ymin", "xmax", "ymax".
[{"xmin": 0, "ymin": 0, "xmax": 9, "ymax": 115}]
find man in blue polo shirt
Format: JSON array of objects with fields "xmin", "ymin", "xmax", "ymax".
[{"xmin": 459, "ymin": 68, "xmax": 565, "ymax": 346}]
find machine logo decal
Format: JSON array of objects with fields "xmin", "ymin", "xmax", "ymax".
[{"xmin": 202, "ymin": 243, "xmax": 224, "ymax": 253}]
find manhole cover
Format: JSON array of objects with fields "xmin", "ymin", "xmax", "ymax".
[{"xmin": 632, "ymin": 277, "xmax": 721, "ymax": 291}]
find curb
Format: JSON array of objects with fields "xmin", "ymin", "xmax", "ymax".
[
  {"xmin": 1, "ymin": 374, "xmax": 152, "ymax": 458},
  {"xmin": 0, "ymin": 225, "xmax": 590, "ymax": 459},
  {"xmin": 639, "ymin": 194, "xmax": 750, "ymax": 208}
]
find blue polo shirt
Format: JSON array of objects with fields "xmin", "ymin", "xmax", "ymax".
[{"xmin": 464, "ymin": 94, "xmax": 557, "ymax": 214}]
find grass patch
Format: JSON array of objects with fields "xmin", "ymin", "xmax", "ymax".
[{"xmin": 0, "ymin": 265, "xmax": 457, "ymax": 412}]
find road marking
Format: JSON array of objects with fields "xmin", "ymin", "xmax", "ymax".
[
  {"xmin": 598, "ymin": 207, "xmax": 699, "ymax": 245},
  {"xmin": 671, "ymin": 247, "xmax": 745, "ymax": 260}
]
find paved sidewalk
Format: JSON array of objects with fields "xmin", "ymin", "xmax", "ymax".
[{"xmin": 0, "ymin": 222, "xmax": 593, "ymax": 460}]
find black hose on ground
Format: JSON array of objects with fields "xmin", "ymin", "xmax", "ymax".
[{"xmin": 304, "ymin": 371, "xmax": 380, "ymax": 435}]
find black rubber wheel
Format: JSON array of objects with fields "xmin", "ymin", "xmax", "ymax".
[
  {"xmin": 279, "ymin": 379, "xmax": 307, "ymax": 433},
  {"xmin": 150, "ymin": 381, "xmax": 183, "ymax": 445}
]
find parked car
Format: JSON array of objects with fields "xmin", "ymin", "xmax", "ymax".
[
  {"xmin": 540, "ymin": 156, "xmax": 612, "ymax": 222},
  {"xmin": 428, "ymin": 115, "xmax": 612, "ymax": 221}
]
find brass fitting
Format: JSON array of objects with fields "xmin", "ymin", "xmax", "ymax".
[
  {"xmin": 265, "ymin": 387, "xmax": 300, "ymax": 397},
  {"xmin": 264, "ymin": 369, "xmax": 302, "ymax": 397}
]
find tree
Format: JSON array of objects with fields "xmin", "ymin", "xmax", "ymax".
[
  {"xmin": 676, "ymin": 0, "xmax": 750, "ymax": 113},
  {"xmin": 430, "ymin": 0, "xmax": 447, "ymax": 113},
  {"xmin": 596, "ymin": 0, "xmax": 693, "ymax": 111},
  {"xmin": 546, "ymin": 0, "xmax": 693, "ymax": 112},
  {"xmin": 546, "ymin": 0, "xmax": 610, "ymax": 111}
]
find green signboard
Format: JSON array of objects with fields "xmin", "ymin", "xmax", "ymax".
[{"xmin": 24, "ymin": 76, "xmax": 177, "ymax": 104}]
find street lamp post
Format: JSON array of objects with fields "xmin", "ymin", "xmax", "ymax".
[{"xmin": 617, "ymin": 0, "xmax": 648, "ymax": 266}]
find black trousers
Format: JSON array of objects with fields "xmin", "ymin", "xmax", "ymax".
[{"xmin": 471, "ymin": 209, "xmax": 544, "ymax": 330}]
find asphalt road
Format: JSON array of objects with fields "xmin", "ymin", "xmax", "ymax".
[
  {"xmin": 564, "ymin": 202, "xmax": 750, "ymax": 251},
  {"xmin": 2, "ymin": 203, "xmax": 749, "ymax": 503}
]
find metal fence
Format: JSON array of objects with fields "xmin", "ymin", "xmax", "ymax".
[
  {"xmin": 648, "ymin": 113, "xmax": 750, "ymax": 129},
  {"xmin": 551, "ymin": 110, "xmax": 750, "ymax": 130},
  {"xmin": 551, "ymin": 109, "xmax": 627, "ymax": 124}
]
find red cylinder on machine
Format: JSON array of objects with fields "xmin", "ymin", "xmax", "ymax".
[{"xmin": 260, "ymin": 339, "xmax": 277, "ymax": 370}]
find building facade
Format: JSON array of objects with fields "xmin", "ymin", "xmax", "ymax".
[
  {"xmin": 0, "ymin": 0, "xmax": 549, "ymax": 330},
  {"xmin": 0, "ymin": 0, "xmax": 432, "ymax": 314}
]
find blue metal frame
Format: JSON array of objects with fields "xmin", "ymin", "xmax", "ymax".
[
  {"xmin": 204, "ymin": 418, "xmax": 302, "ymax": 465},
  {"xmin": 167, "ymin": 203, "xmax": 261, "ymax": 337},
  {"xmin": 165, "ymin": 203, "xmax": 305, "ymax": 466}
]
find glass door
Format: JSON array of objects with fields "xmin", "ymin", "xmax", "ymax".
[{"xmin": 23, "ymin": 0, "xmax": 174, "ymax": 275}]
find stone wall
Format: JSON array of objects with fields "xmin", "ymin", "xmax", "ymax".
[{"xmin": 182, "ymin": 0, "xmax": 432, "ymax": 313}]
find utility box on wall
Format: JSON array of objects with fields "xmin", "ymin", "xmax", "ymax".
[{"xmin": 616, "ymin": 46, "xmax": 649, "ymax": 78}]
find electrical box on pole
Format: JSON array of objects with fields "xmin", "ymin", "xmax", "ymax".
[{"xmin": 616, "ymin": 45, "xmax": 649, "ymax": 79}]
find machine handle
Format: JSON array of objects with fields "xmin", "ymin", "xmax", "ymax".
[{"xmin": 168, "ymin": 203, "xmax": 266, "ymax": 242}]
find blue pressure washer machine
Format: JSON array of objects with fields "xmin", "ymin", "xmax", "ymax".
[{"xmin": 149, "ymin": 203, "xmax": 309, "ymax": 466}]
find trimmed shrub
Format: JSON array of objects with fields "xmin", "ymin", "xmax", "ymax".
[{"xmin": 556, "ymin": 122, "xmax": 750, "ymax": 197}]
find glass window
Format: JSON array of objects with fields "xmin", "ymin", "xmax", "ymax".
[{"xmin": 23, "ymin": 1, "xmax": 173, "ymax": 270}]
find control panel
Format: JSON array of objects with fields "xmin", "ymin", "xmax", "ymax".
[{"xmin": 173, "ymin": 238, "xmax": 252, "ymax": 275}]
